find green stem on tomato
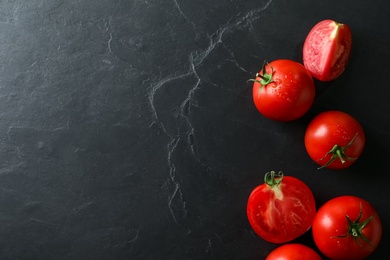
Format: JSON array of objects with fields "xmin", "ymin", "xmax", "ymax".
[
  {"xmin": 247, "ymin": 61, "xmax": 274, "ymax": 91},
  {"xmin": 333, "ymin": 203, "xmax": 375, "ymax": 247},
  {"xmin": 264, "ymin": 171, "xmax": 283, "ymax": 186},
  {"xmin": 317, "ymin": 132, "xmax": 359, "ymax": 169}
]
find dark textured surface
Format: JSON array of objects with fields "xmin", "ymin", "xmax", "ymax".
[{"xmin": 0, "ymin": 0, "xmax": 389, "ymax": 259}]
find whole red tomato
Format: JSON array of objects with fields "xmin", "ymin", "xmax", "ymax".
[
  {"xmin": 312, "ymin": 196, "xmax": 382, "ymax": 260},
  {"xmin": 266, "ymin": 244, "xmax": 322, "ymax": 260},
  {"xmin": 304, "ymin": 110, "xmax": 365, "ymax": 169},
  {"xmin": 246, "ymin": 171, "xmax": 316, "ymax": 243},
  {"xmin": 251, "ymin": 60, "xmax": 315, "ymax": 122},
  {"xmin": 303, "ymin": 19, "xmax": 352, "ymax": 81}
]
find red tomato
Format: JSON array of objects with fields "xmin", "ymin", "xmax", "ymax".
[
  {"xmin": 303, "ymin": 19, "xmax": 352, "ymax": 81},
  {"xmin": 266, "ymin": 244, "xmax": 322, "ymax": 260},
  {"xmin": 251, "ymin": 60, "xmax": 315, "ymax": 122},
  {"xmin": 246, "ymin": 171, "xmax": 316, "ymax": 243},
  {"xmin": 312, "ymin": 196, "xmax": 382, "ymax": 260},
  {"xmin": 304, "ymin": 110, "xmax": 365, "ymax": 169}
]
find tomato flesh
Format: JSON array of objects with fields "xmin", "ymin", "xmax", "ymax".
[
  {"xmin": 247, "ymin": 173, "xmax": 316, "ymax": 243},
  {"xmin": 312, "ymin": 196, "xmax": 382, "ymax": 260},
  {"xmin": 303, "ymin": 19, "xmax": 352, "ymax": 81}
]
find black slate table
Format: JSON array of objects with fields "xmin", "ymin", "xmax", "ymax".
[{"xmin": 0, "ymin": 0, "xmax": 389, "ymax": 259}]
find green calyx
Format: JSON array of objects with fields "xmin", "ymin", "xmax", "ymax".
[
  {"xmin": 264, "ymin": 171, "xmax": 283, "ymax": 187},
  {"xmin": 317, "ymin": 133, "xmax": 359, "ymax": 169},
  {"xmin": 247, "ymin": 61, "xmax": 274, "ymax": 90},
  {"xmin": 334, "ymin": 203, "xmax": 375, "ymax": 247}
]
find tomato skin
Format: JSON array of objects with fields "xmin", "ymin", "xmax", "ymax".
[
  {"xmin": 265, "ymin": 244, "xmax": 322, "ymax": 260},
  {"xmin": 303, "ymin": 19, "xmax": 352, "ymax": 81},
  {"xmin": 252, "ymin": 59, "xmax": 315, "ymax": 122},
  {"xmin": 312, "ymin": 196, "xmax": 382, "ymax": 260},
  {"xmin": 304, "ymin": 110, "xmax": 365, "ymax": 169},
  {"xmin": 246, "ymin": 172, "xmax": 316, "ymax": 244}
]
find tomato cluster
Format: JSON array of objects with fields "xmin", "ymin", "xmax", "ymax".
[
  {"xmin": 246, "ymin": 19, "xmax": 383, "ymax": 259},
  {"xmin": 250, "ymin": 19, "xmax": 364, "ymax": 169},
  {"xmin": 248, "ymin": 172, "xmax": 382, "ymax": 260}
]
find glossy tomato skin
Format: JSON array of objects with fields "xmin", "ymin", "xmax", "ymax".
[
  {"xmin": 303, "ymin": 19, "xmax": 352, "ymax": 81},
  {"xmin": 304, "ymin": 110, "xmax": 365, "ymax": 169},
  {"xmin": 247, "ymin": 172, "xmax": 316, "ymax": 243},
  {"xmin": 266, "ymin": 244, "xmax": 322, "ymax": 260},
  {"xmin": 312, "ymin": 196, "xmax": 382, "ymax": 260},
  {"xmin": 252, "ymin": 59, "xmax": 315, "ymax": 122}
]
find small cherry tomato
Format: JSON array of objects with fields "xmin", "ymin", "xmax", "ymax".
[
  {"xmin": 312, "ymin": 195, "xmax": 382, "ymax": 260},
  {"xmin": 247, "ymin": 171, "xmax": 316, "ymax": 243},
  {"xmin": 304, "ymin": 110, "xmax": 365, "ymax": 169},
  {"xmin": 303, "ymin": 19, "xmax": 352, "ymax": 81},
  {"xmin": 265, "ymin": 243, "xmax": 322, "ymax": 260},
  {"xmin": 251, "ymin": 60, "xmax": 315, "ymax": 122}
]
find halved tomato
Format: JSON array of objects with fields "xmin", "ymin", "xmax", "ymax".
[{"xmin": 303, "ymin": 19, "xmax": 352, "ymax": 81}]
